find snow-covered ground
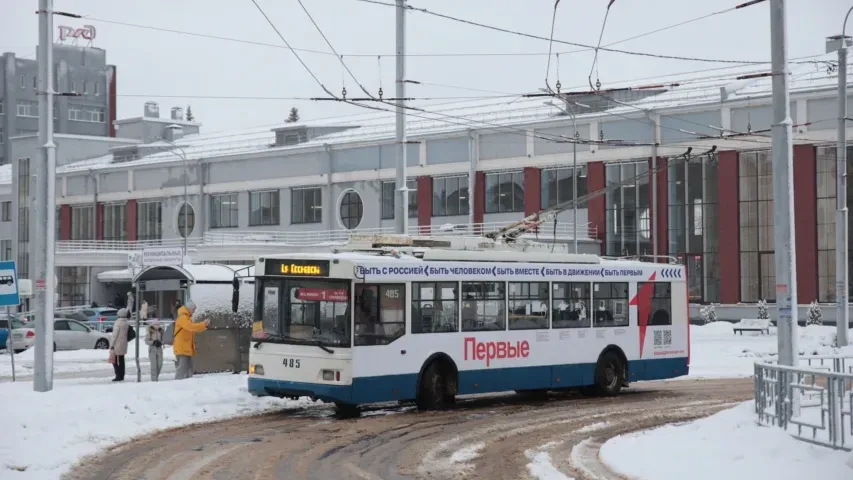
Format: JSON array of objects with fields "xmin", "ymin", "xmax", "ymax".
[
  {"xmin": 0, "ymin": 341, "xmax": 175, "ymax": 379},
  {"xmin": 600, "ymin": 402, "xmax": 853, "ymax": 480},
  {"xmin": 0, "ymin": 374, "xmax": 318, "ymax": 479}
]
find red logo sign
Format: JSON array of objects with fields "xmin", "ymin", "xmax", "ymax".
[
  {"xmin": 58, "ymin": 25, "xmax": 96, "ymax": 42},
  {"xmin": 295, "ymin": 288, "xmax": 348, "ymax": 302},
  {"xmin": 464, "ymin": 337, "xmax": 530, "ymax": 367}
]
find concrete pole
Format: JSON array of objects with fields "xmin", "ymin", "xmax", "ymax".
[
  {"xmin": 571, "ymin": 106, "xmax": 578, "ymax": 253},
  {"xmin": 834, "ymin": 9, "xmax": 852, "ymax": 347},
  {"xmin": 394, "ymin": 0, "xmax": 409, "ymax": 234},
  {"xmin": 650, "ymin": 114, "xmax": 659, "ymax": 260},
  {"xmin": 34, "ymin": 0, "xmax": 56, "ymax": 392},
  {"xmin": 468, "ymin": 130, "xmax": 476, "ymax": 232},
  {"xmin": 769, "ymin": 0, "xmax": 799, "ymax": 368}
]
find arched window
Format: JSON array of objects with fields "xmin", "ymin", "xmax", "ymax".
[
  {"xmin": 177, "ymin": 203, "xmax": 195, "ymax": 238},
  {"xmin": 340, "ymin": 191, "xmax": 363, "ymax": 230}
]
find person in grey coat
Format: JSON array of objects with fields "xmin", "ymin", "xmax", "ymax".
[
  {"xmin": 110, "ymin": 308, "xmax": 130, "ymax": 382},
  {"xmin": 145, "ymin": 319, "xmax": 164, "ymax": 381}
]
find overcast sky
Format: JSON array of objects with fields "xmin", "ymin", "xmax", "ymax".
[{"xmin": 0, "ymin": 0, "xmax": 848, "ymax": 133}]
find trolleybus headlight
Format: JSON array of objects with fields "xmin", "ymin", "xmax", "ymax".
[
  {"xmin": 322, "ymin": 370, "xmax": 340, "ymax": 381},
  {"xmin": 250, "ymin": 364, "xmax": 264, "ymax": 375}
]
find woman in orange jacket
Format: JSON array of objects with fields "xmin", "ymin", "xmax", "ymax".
[{"xmin": 173, "ymin": 300, "xmax": 209, "ymax": 380}]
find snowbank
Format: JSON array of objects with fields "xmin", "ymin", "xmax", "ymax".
[
  {"xmin": 0, "ymin": 374, "xmax": 318, "ymax": 479},
  {"xmin": 600, "ymin": 402, "xmax": 852, "ymax": 480}
]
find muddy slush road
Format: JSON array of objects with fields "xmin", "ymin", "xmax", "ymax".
[{"xmin": 65, "ymin": 378, "xmax": 752, "ymax": 480}]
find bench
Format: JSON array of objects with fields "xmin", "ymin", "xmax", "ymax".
[{"xmin": 734, "ymin": 318, "xmax": 771, "ymax": 335}]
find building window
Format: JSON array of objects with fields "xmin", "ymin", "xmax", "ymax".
[
  {"xmin": 177, "ymin": 203, "xmax": 195, "ymax": 238},
  {"xmin": 552, "ymin": 282, "xmax": 591, "ymax": 328},
  {"xmin": 667, "ymin": 154, "xmax": 720, "ymax": 303},
  {"xmin": 33, "ymin": 75, "xmax": 38, "ymax": 90},
  {"xmin": 70, "ymin": 205, "xmax": 95, "ymax": 240},
  {"xmin": 71, "ymin": 80, "xmax": 76, "ymax": 93},
  {"xmin": 605, "ymin": 160, "xmax": 651, "ymax": 256},
  {"xmin": 82, "ymin": 80, "xmax": 88, "ymax": 95},
  {"xmin": 541, "ymin": 166, "xmax": 587, "ymax": 209},
  {"xmin": 815, "ymin": 146, "xmax": 853, "ymax": 302},
  {"xmin": 738, "ymin": 151, "xmax": 774, "ymax": 302},
  {"xmin": 461, "ymin": 281, "xmax": 505, "ymax": 331},
  {"xmin": 291, "ymin": 187, "xmax": 321, "ymax": 224},
  {"xmin": 380, "ymin": 179, "xmax": 417, "ymax": 220},
  {"xmin": 0, "ymin": 100, "xmax": 4, "ymax": 114},
  {"xmin": 58, "ymin": 267, "xmax": 89, "ymax": 307},
  {"xmin": 94, "ymin": 82, "xmax": 101, "ymax": 96},
  {"xmin": 1, "ymin": 202, "xmax": 10, "ymax": 222},
  {"xmin": 339, "ymin": 190, "xmax": 363, "ymax": 230},
  {"xmin": 249, "ymin": 190, "xmax": 280, "ymax": 226},
  {"xmin": 412, "ymin": 282, "xmax": 459, "ymax": 333},
  {"xmin": 20, "ymin": 75, "xmax": 25, "ymax": 89},
  {"xmin": 103, "ymin": 203, "xmax": 127, "ymax": 241},
  {"xmin": 210, "ymin": 194, "xmax": 238, "ymax": 228},
  {"xmin": 0, "ymin": 126, "xmax": 3, "ymax": 145},
  {"xmin": 486, "ymin": 171, "xmax": 525, "ymax": 213},
  {"xmin": 17, "ymin": 158, "xmax": 30, "ymax": 279},
  {"xmin": 68, "ymin": 105, "xmax": 106, "ymax": 123},
  {"xmin": 354, "ymin": 284, "xmax": 406, "ymax": 346},
  {"xmin": 433, "ymin": 175, "xmax": 469, "ymax": 217},
  {"xmin": 0, "ymin": 240, "xmax": 11, "ymax": 261},
  {"xmin": 16, "ymin": 100, "xmax": 38, "ymax": 118},
  {"xmin": 138, "ymin": 201, "xmax": 162, "ymax": 241},
  {"xmin": 592, "ymin": 282, "xmax": 629, "ymax": 327},
  {"xmin": 508, "ymin": 282, "xmax": 549, "ymax": 330}
]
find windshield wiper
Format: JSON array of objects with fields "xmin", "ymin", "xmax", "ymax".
[{"xmin": 252, "ymin": 335, "xmax": 335, "ymax": 354}]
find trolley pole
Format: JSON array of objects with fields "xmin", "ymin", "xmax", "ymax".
[
  {"xmin": 394, "ymin": 0, "xmax": 409, "ymax": 234},
  {"xmin": 33, "ymin": 0, "xmax": 56, "ymax": 392},
  {"xmin": 769, "ymin": 0, "xmax": 799, "ymax": 370}
]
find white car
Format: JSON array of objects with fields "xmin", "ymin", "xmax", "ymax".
[{"xmin": 11, "ymin": 318, "xmax": 112, "ymax": 352}]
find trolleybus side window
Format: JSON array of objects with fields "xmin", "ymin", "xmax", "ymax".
[
  {"xmin": 637, "ymin": 282, "xmax": 672, "ymax": 326},
  {"xmin": 592, "ymin": 282, "xmax": 629, "ymax": 327},
  {"xmin": 412, "ymin": 282, "xmax": 459, "ymax": 333},
  {"xmin": 354, "ymin": 284, "xmax": 406, "ymax": 345},
  {"xmin": 508, "ymin": 282, "xmax": 549, "ymax": 330},
  {"xmin": 460, "ymin": 281, "xmax": 506, "ymax": 332},
  {"xmin": 552, "ymin": 282, "xmax": 591, "ymax": 329}
]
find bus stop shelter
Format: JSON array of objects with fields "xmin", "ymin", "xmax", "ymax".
[{"xmin": 120, "ymin": 264, "xmax": 256, "ymax": 377}]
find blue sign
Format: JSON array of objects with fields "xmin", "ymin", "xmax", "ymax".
[{"xmin": 0, "ymin": 261, "xmax": 20, "ymax": 307}]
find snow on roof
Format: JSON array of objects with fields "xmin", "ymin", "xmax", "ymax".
[{"xmin": 56, "ymin": 55, "xmax": 843, "ymax": 175}]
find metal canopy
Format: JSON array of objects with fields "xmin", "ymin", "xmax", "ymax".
[{"xmin": 132, "ymin": 266, "xmax": 195, "ymax": 284}]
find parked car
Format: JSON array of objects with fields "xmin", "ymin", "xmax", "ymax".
[
  {"xmin": 0, "ymin": 315, "xmax": 26, "ymax": 350},
  {"xmin": 76, "ymin": 308, "xmax": 119, "ymax": 332},
  {"xmin": 10, "ymin": 318, "xmax": 111, "ymax": 352}
]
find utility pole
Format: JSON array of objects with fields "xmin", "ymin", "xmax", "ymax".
[
  {"xmin": 394, "ymin": 0, "xmax": 409, "ymax": 234},
  {"xmin": 34, "ymin": 0, "xmax": 56, "ymax": 392},
  {"xmin": 650, "ymin": 113, "xmax": 659, "ymax": 261},
  {"xmin": 769, "ymin": 0, "xmax": 799, "ymax": 370},
  {"xmin": 828, "ymin": 9, "xmax": 853, "ymax": 347}
]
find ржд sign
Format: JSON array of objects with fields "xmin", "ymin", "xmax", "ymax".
[
  {"xmin": 142, "ymin": 247, "xmax": 184, "ymax": 267},
  {"xmin": 58, "ymin": 25, "xmax": 96, "ymax": 42}
]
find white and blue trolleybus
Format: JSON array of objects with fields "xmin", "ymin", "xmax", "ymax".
[{"xmin": 247, "ymin": 237, "xmax": 690, "ymax": 410}]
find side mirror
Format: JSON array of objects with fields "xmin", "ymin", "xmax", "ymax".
[{"xmin": 231, "ymin": 277, "xmax": 239, "ymax": 313}]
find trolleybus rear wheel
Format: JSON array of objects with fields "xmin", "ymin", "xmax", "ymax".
[
  {"xmin": 592, "ymin": 351, "xmax": 625, "ymax": 396},
  {"xmin": 417, "ymin": 361, "xmax": 455, "ymax": 410}
]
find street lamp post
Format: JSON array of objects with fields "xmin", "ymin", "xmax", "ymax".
[
  {"xmin": 827, "ymin": 8, "xmax": 853, "ymax": 347},
  {"xmin": 159, "ymin": 137, "xmax": 189, "ymax": 261},
  {"xmin": 543, "ymin": 99, "xmax": 589, "ymax": 253}
]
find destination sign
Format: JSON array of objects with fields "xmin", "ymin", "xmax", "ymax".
[{"xmin": 264, "ymin": 259, "xmax": 330, "ymax": 277}]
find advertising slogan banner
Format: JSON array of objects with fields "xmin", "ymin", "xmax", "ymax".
[{"xmin": 353, "ymin": 262, "xmax": 671, "ymax": 280}]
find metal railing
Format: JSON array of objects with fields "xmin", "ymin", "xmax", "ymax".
[
  {"xmin": 54, "ymin": 221, "xmax": 598, "ymax": 252},
  {"xmin": 754, "ymin": 356, "xmax": 853, "ymax": 451}
]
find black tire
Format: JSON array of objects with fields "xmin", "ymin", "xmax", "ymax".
[
  {"xmin": 592, "ymin": 351, "xmax": 625, "ymax": 396},
  {"xmin": 334, "ymin": 402, "xmax": 360, "ymax": 418},
  {"xmin": 417, "ymin": 361, "xmax": 455, "ymax": 411},
  {"xmin": 14, "ymin": 349, "xmax": 25, "ymax": 354},
  {"xmin": 95, "ymin": 339, "xmax": 109, "ymax": 350}
]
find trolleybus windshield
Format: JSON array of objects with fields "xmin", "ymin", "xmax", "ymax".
[{"xmin": 253, "ymin": 277, "xmax": 351, "ymax": 348}]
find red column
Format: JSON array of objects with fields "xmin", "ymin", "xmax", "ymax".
[
  {"xmin": 793, "ymin": 144, "xmax": 818, "ymax": 303},
  {"xmin": 108, "ymin": 65, "xmax": 117, "ymax": 137},
  {"xmin": 653, "ymin": 157, "xmax": 669, "ymax": 259},
  {"xmin": 126, "ymin": 199, "xmax": 138, "ymax": 242},
  {"xmin": 59, "ymin": 205, "xmax": 71, "ymax": 241},
  {"xmin": 523, "ymin": 167, "xmax": 541, "ymax": 217},
  {"xmin": 587, "ymin": 161, "xmax": 606, "ymax": 253},
  {"xmin": 96, "ymin": 203, "xmax": 104, "ymax": 240},
  {"xmin": 473, "ymin": 171, "xmax": 485, "ymax": 233},
  {"xmin": 717, "ymin": 151, "xmax": 740, "ymax": 304},
  {"xmin": 417, "ymin": 176, "xmax": 432, "ymax": 233}
]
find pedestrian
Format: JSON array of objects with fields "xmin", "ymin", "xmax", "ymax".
[
  {"xmin": 173, "ymin": 300, "xmax": 209, "ymax": 380},
  {"xmin": 110, "ymin": 308, "xmax": 130, "ymax": 382},
  {"xmin": 126, "ymin": 291, "xmax": 135, "ymax": 314},
  {"xmin": 114, "ymin": 293, "xmax": 124, "ymax": 308},
  {"xmin": 145, "ymin": 318, "xmax": 164, "ymax": 381},
  {"xmin": 140, "ymin": 299, "xmax": 148, "ymax": 322}
]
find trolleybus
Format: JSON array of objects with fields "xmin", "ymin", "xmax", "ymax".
[{"xmin": 247, "ymin": 243, "xmax": 689, "ymax": 410}]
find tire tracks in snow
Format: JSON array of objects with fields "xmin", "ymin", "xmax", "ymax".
[{"xmin": 63, "ymin": 378, "xmax": 753, "ymax": 480}]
